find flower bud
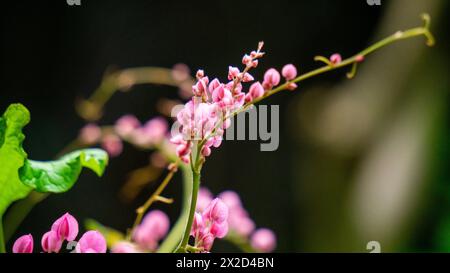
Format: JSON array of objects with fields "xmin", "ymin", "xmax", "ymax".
[
  {"xmin": 263, "ymin": 68, "xmax": 280, "ymax": 88},
  {"xmin": 41, "ymin": 230, "xmax": 63, "ymax": 253},
  {"xmin": 13, "ymin": 234, "xmax": 33, "ymax": 253},
  {"xmin": 249, "ymin": 82, "xmax": 264, "ymax": 100},
  {"xmin": 114, "ymin": 115, "xmax": 140, "ymax": 138},
  {"xmin": 281, "ymin": 64, "xmax": 297, "ymax": 80},
  {"xmin": 51, "ymin": 212, "xmax": 79, "ymax": 241},
  {"xmin": 228, "ymin": 66, "xmax": 240, "ymax": 80},
  {"xmin": 79, "ymin": 123, "xmax": 101, "ymax": 144},
  {"xmin": 202, "ymin": 198, "xmax": 229, "ymax": 224},
  {"xmin": 218, "ymin": 191, "xmax": 242, "ymax": 210},
  {"xmin": 210, "ymin": 221, "xmax": 229, "ymax": 238},
  {"xmin": 76, "ymin": 231, "xmax": 107, "ymax": 253},
  {"xmin": 191, "ymin": 212, "xmax": 204, "ymax": 236},
  {"xmin": 101, "ymin": 134, "xmax": 123, "ymax": 157},
  {"xmin": 330, "ymin": 53, "xmax": 342, "ymax": 65},
  {"xmin": 250, "ymin": 228, "xmax": 276, "ymax": 253}
]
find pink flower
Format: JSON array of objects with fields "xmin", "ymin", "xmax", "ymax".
[
  {"xmin": 76, "ymin": 231, "xmax": 107, "ymax": 253},
  {"xmin": 281, "ymin": 64, "xmax": 297, "ymax": 80},
  {"xmin": 202, "ymin": 198, "xmax": 229, "ymax": 224},
  {"xmin": 13, "ymin": 234, "xmax": 33, "ymax": 253},
  {"xmin": 228, "ymin": 66, "xmax": 240, "ymax": 80},
  {"xmin": 114, "ymin": 115, "xmax": 140, "ymax": 138},
  {"xmin": 248, "ymin": 82, "xmax": 264, "ymax": 101},
  {"xmin": 79, "ymin": 123, "xmax": 101, "ymax": 144},
  {"xmin": 190, "ymin": 198, "xmax": 230, "ymax": 252},
  {"xmin": 143, "ymin": 117, "xmax": 168, "ymax": 144},
  {"xmin": 111, "ymin": 241, "xmax": 142, "ymax": 253},
  {"xmin": 101, "ymin": 133, "xmax": 123, "ymax": 157},
  {"xmin": 330, "ymin": 53, "xmax": 342, "ymax": 65},
  {"xmin": 218, "ymin": 191, "xmax": 242, "ymax": 210},
  {"xmin": 210, "ymin": 221, "xmax": 229, "ymax": 238},
  {"xmin": 250, "ymin": 228, "xmax": 276, "ymax": 253},
  {"xmin": 51, "ymin": 212, "xmax": 79, "ymax": 241},
  {"xmin": 41, "ymin": 230, "xmax": 63, "ymax": 253},
  {"xmin": 133, "ymin": 210, "xmax": 170, "ymax": 251},
  {"xmin": 262, "ymin": 68, "xmax": 280, "ymax": 89}
]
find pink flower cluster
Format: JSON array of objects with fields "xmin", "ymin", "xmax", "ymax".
[
  {"xmin": 111, "ymin": 210, "xmax": 170, "ymax": 253},
  {"xmin": 78, "ymin": 115, "xmax": 168, "ymax": 157},
  {"xmin": 198, "ymin": 187, "xmax": 276, "ymax": 252},
  {"xmin": 190, "ymin": 198, "xmax": 229, "ymax": 252},
  {"xmin": 13, "ymin": 212, "xmax": 106, "ymax": 253},
  {"xmin": 170, "ymin": 42, "xmax": 298, "ymax": 163}
]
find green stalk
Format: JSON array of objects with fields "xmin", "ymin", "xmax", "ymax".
[
  {"xmin": 0, "ymin": 216, "xmax": 6, "ymax": 253},
  {"xmin": 175, "ymin": 169, "xmax": 201, "ymax": 253},
  {"xmin": 157, "ymin": 164, "xmax": 192, "ymax": 252}
]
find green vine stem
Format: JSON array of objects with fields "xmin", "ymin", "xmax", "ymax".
[
  {"xmin": 175, "ymin": 168, "xmax": 201, "ymax": 253},
  {"xmin": 158, "ymin": 163, "xmax": 192, "ymax": 252}
]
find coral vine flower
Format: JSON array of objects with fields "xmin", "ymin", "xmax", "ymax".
[
  {"xmin": 76, "ymin": 231, "xmax": 107, "ymax": 253},
  {"xmin": 114, "ymin": 114, "xmax": 141, "ymax": 138},
  {"xmin": 170, "ymin": 42, "xmax": 266, "ymax": 162},
  {"xmin": 330, "ymin": 53, "xmax": 342, "ymax": 65},
  {"xmin": 251, "ymin": 228, "xmax": 277, "ymax": 253},
  {"xmin": 51, "ymin": 212, "xmax": 79, "ymax": 241},
  {"xmin": 191, "ymin": 198, "xmax": 229, "ymax": 252},
  {"xmin": 101, "ymin": 133, "xmax": 123, "ymax": 157},
  {"xmin": 12, "ymin": 234, "xmax": 34, "ymax": 253},
  {"xmin": 41, "ymin": 230, "xmax": 63, "ymax": 253},
  {"xmin": 79, "ymin": 123, "xmax": 102, "ymax": 144},
  {"xmin": 132, "ymin": 210, "xmax": 170, "ymax": 251},
  {"xmin": 281, "ymin": 64, "xmax": 297, "ymax": 80}
]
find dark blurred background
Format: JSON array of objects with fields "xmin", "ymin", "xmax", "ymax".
[{"xmin": 1, "ymin": 0, "xmax": 449, "ymax": 252}]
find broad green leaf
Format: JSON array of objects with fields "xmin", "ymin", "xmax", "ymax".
[
  {"xmin": 0, "ymin": 104, "xmax": 32, "ymax": 216},
  {"xmin": 19, "ymin": 149, "xmax": 108, "ymax": 193}
]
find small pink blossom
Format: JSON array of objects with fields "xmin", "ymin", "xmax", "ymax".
[
  {"xmin": 133, "ymin": 210, "xmax": 170, "ymax": 251},
  {"xmin": 202, "ymin": 198, "xmax": 229, "ymax": 224},
  {"xmin": 101, "ymin": 133, "xmax": 123, "ymax": 157},
  {"xmin": 76, "ymin": 231, "xmax": 107, "ymax": 253},
  {"xmin": 330, "ymin": 53, "xmax": 342, "ymax": 65},
  {"xmin": 114, "ymin": 114, "xmax": 140, "ymax": 138},
  {"xmin": 143, "ymin": 117, "xmax": 168, "ymax": 144},
  {"xmin": 190, "ymin": 198, "xmax": 229, "ymax": 252},
  {"xmin": 13, "ymin": 234, "xmax": 33, "ymax": 253},
  {"xmin": 281, "ymin": 64, "xmax": 297, "ymax": 80},
  {"xmin": 251, "ymin": 228, "xmax": 276, "ymax": 253},
  {"xmin": 79, "ymin": 123, "xmax": 102, "ymax": 144},
  {"xmin": 41, "ymin": 230, "xmax": 63, "ymax": 253},
  {"xmin": 51, "ymin": 212, "xmax": 79, "ymax": 242},
  {"xmin": 228, "ymin": 66, "xmax": 240, "ymax": 80},
  {"xmin": 248, "ymin": 82, "xmax": 264, "ymax": 101},
  {"xmin": 262, "ymin": 68, "xmax": 280, "ymax": 89}
]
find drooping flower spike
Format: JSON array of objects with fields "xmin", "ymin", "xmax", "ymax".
[{"xmin": 170, "ymin": 42, "xmax": 295, "ymax": 163}]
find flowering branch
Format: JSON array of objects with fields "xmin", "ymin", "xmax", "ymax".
[{"xmin": 172, "ymin": 14, "xmax": 435, "ymax": 253}]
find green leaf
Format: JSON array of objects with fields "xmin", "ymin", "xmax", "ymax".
[
  {"xmin": 19, "ymin": 149, "xmax": 108, "ymax": 193},
  {"xmin": 0, "ymin": 104, "xmax": 32, "ymax": 216}
]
